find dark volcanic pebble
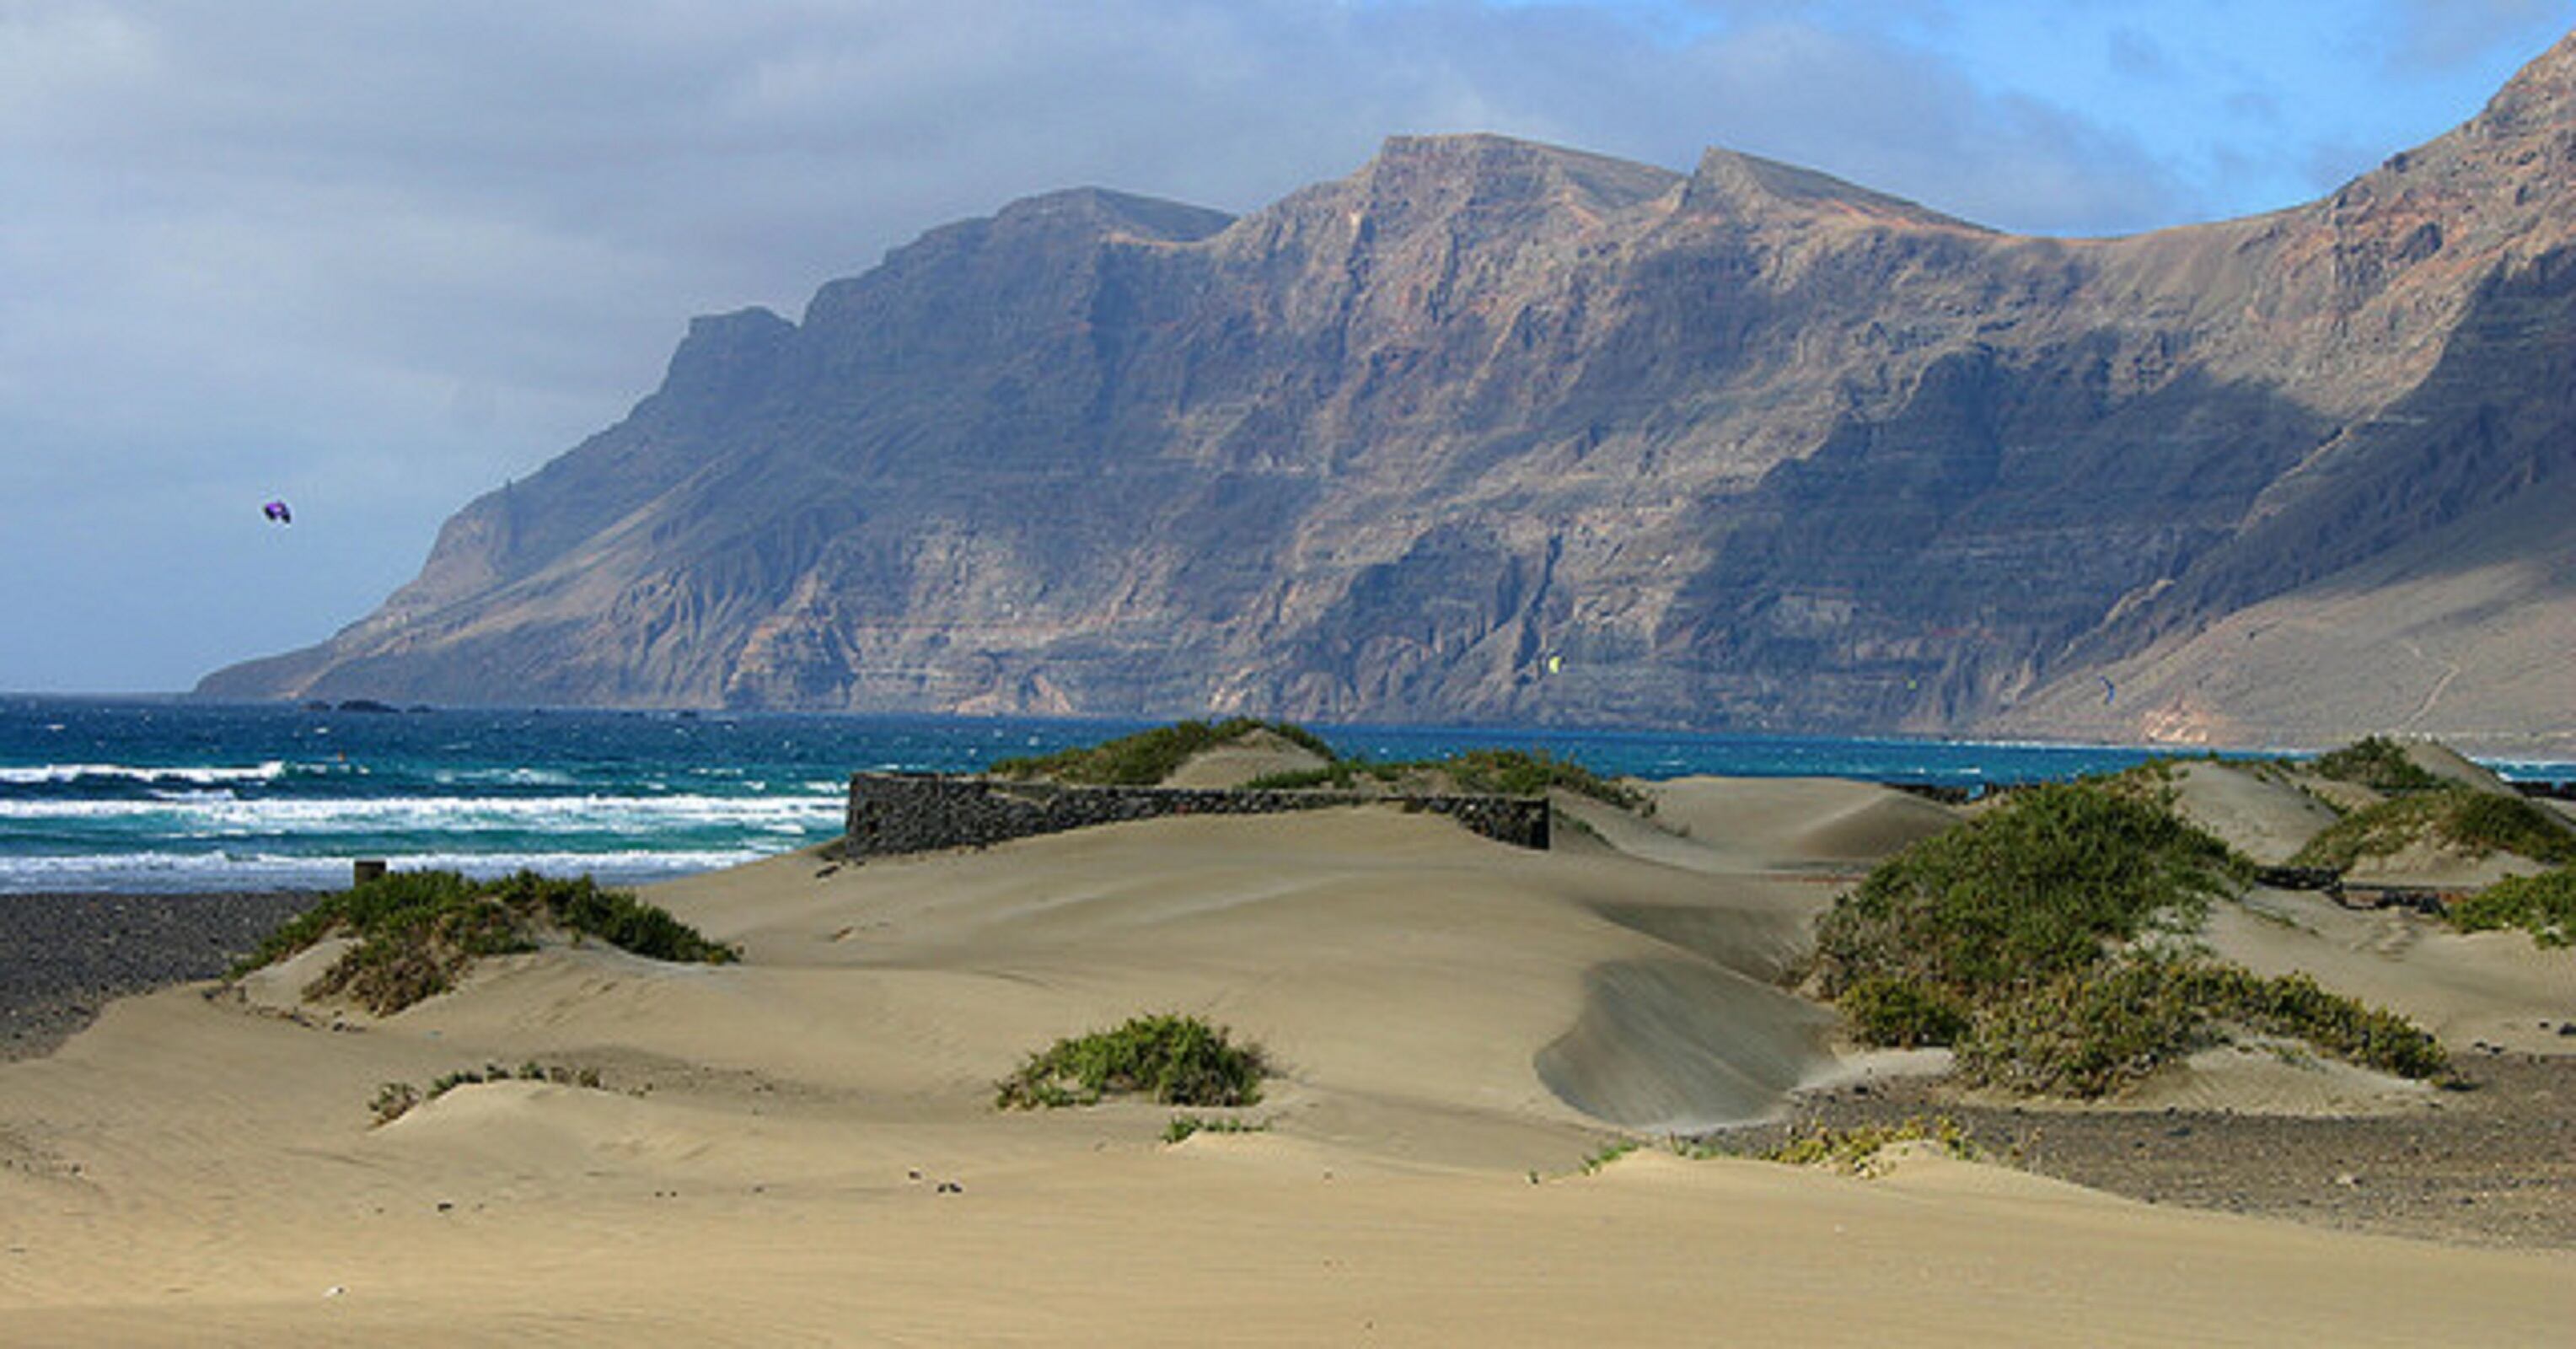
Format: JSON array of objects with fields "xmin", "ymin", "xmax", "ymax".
[
  {"xmin": 0, "ymin": 891, "xmax": 324, "ymax": 1061},
  {"xmin": 1712, "ymin": 1053, "xmax": 2576, "ymax": 1250}
]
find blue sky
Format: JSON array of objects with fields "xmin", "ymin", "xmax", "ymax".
[{"xmin": 3, "ymin": 0, "xmax": 2571, "ymax": 692}]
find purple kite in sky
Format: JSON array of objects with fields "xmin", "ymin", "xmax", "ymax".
[{"xmin": 262, "ymin": 499, "xmax": 292, "ymax": 525}]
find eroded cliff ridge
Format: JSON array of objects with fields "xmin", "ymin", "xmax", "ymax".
[{"xmin": 202, "ymin": 35, "xmax": 2576, "ymax": 751}]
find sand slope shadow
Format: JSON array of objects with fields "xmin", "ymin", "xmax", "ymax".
[{"xmin": 1534, "ymin": 957, "xmax": 1835, "ymax": 1133}]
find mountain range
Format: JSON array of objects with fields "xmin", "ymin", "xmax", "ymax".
[{"xmin": 201, "ymin": 33, "xmax": 2576, "ymax": 754}]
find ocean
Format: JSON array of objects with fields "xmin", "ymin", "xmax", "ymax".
[{"xmin": 7, "ymin": 695, "xmax": 2568, "ymax": 895}]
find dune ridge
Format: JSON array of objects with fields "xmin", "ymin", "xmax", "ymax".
[{"xmin": 2, "ymin": 774, "xmax": 2568, "ymax": 1343}]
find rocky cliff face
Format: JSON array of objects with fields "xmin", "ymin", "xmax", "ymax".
[{"xmin": 201, "ymin": 35, "xmax": 2576, "ymax": 751}]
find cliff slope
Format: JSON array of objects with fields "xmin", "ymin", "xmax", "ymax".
[{"xmin": 202, "ymin": 35, "xmax": 2576, "ymax": 752}]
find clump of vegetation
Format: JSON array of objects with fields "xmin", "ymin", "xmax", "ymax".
[
  {"xmin": 1810, "ymin": 779, "xmax": 2445, "ymax": 1097},
  {"xmin": 1951, "ymin": 952, "xmax": 2449, "ymax": 1096},
  {"xmin": 2289, "ymin": 787, "xmax": 2576, "ymax": 871},
  {"xmin": 1245, "ymin": 747, "xmax": 1645, "ymax": 809},
  {"xmin": 368, "ymin": 1060, "xmax": 609, "ymax": 1126},
  {"xmin": 987, "ymin": 718, "xmax": 1336, "ymax": 785},
  {"xmin": 2450, "ymin": 868, "xmax": 2576, "ymax": 947},
  {"xmin": 2310, "ymin": 735, "xmax": 2445, "ymax": 793},
  {"xmin": 1763, "ymin": 1116, "xmax": 1977, "ymax": 1172},
  {"xmin": 1438, "ymin": 748, "xmax": 1645, "ymax": 808},
  {"xmin": 1162, "ymin": 1114, "xmax": 1269, "ymax": 1144},
  {"xmin": 369, "ymin": 1081, "xmax": 421, "ymax": 1126},
  {"xmin": 1811, "ymin": 780, "xmax": 2246, "ymax": 1001},
  {"xmin": 1834, "ymin": 973, "xmax": 1972, "ymax": 1048},
  {"xmin": 1579, "ymin": 1137, "xmax": 1645, "ymax": 1174},
  {"xmin": 1949, "ymin": 954, "xmax": 2206, "ymax": 1096},
  {"xmin": 996, "ymin": 1013, "xmax": 1270, "ymax": 1110},
  {"xmin": 234, "ymin": 869, "xmax": 738, "ymax": 1015},
  {"xmin": 427, "ymin": 1060, "xmax": 606, "ymax": 1099},
  {"xmin": 993, "ymin": 717, "xmax": 1652, "ymax": 812}
]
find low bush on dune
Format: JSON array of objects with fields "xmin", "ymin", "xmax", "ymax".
[
  {"xmin": 988, "ymin": 718, "xmax": 1335, "ymax": 785},
  {"xmin": 1811, "ymin": 779, "xmax": 2446, "ymax": 1097},
  {"xmin": 1163, "ymin": 1113, "xmax": 1269, "ymax": 1144},
  {"xmin": 1811, "ymin": 781, "xmax": 2246, "ymax": 998},
  {"xmin": 2289, "ymin": 787, "xmax": 2576, "ymax": 871},
  {"xmin": 995, "ymin": 1013, "xmax": 1269, "ymax": 1110},
  {"xmin": 2309, "ymin": 735, "xmax": 2446, "ymax": 793},
  {"xmin": 1833, "ymin": 974, "xmax": 1972, "ymax": 1048},
  {"xmin": 1952, "ymin": 952, "xmax": 2448, "ymax": 1095},
  {"xmin": 233, "ymin": 869, "xmax": 738, "ymax": 1014},
  {"xmin": 1244, "ymin": 746, "xmax": 1645, "ymax": 809},
  {"xmin": 1761, "ymin": 1116, "xmax": 1977, "ymax": 1171},
  {"xmin": 1435, "ymin": 748, "xmax": 1645, "ymax": 808},
  {"xmin": 2450, "ymin": 868, "xmax": 2576, "ymax": 947},
  {"xmin": 999, "ymin": 717, "xmax": 1649, "ymax": 810},
  {"xmin": 368, "ymin": 1060, "xmax": 609, "ymax": 1126}
]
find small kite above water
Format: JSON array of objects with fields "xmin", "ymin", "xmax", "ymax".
[
  {"xmin": 2100, "ymin": 674, "xmax": 2117, "ymax": 705},
  {"xmin": 262, "ymin": 499, "xmax": 292, "ymax": 525}
]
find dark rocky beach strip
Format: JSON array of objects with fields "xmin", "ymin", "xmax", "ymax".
[
  {"xmin": 0, "ymin": 891, "xmax": 323, "ymax": 1061},
  {"xmin": 1716, "ymin": 1055, "xmax": 2576, "ymax": 1250}
]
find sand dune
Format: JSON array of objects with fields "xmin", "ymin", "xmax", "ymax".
[
  {"xmin": 3, "ymin": 790, "xmax": 2568, "ymax": 1343},
  {"xmin": 2212, "ymin": 884, "xmax": 2575, "ymax": 1056},
  {"xmin": 2162, "ymin": 760, "xmax": 2341, "ymax": 865},
  {"xmin": 1623, "ymin": 776, "xmax": 1960, "ymax": 871},
  {"xmin": 1154, "ymin": 728, "xmax": 1330, "ymax": 788}
]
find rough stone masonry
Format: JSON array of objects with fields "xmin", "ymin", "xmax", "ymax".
[{"xmin": 842, "ymin": 772, "xmax": 1549, "ymax": 857}]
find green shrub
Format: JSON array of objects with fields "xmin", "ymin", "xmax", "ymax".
[
  {"xmin": 2310, "ymin": 736, "xmax": 2444, "ymax": 793},
  {"xmin": 996, "ymin": 1013, "xmax": 1270, "ymax": 1110},
  {"xmin": 2442, "ymin": 793, "xmax": 2576, "ymax": 864},
  {"xmin": 1163, "ymin": 1114, "xmax": 1268, "ymax": 1143},
  {"xmin": 1953, "ymin": 952, "xmax": 2449, "ymax": 1097},
  {"xmin": 2450, "ymin": 868, "xmax": 2576, "ymax": 948},
  {"xmin": 495, "ymin": 871, "xmax": 739, "ymax": 964},
  {"xmin": 1246, "ymin": 747, "xmax": 1644, "ymax": 809},
  {"xmin": 1812, "ymin": 780, "xmax": 2242, "ymax": 1002},
  {"xmin": 233, "ymin": 868, "xmax": 738, "ymax": 1014},
  {"xmin": 369, "ymin": 1061, "xmax": 607, "ymax": 1127},
  {"xmin": 1579, "ymin": 1138, "xmax": 1643, "ymax": 1173},
  {"xmin": 2195, "ymin": 965, "xmax": 2450, "ymax": 1081},
  {"xmin": 2289, "ymin": 787, "xmax": 2576, "ymax": 870},
  {"xmin": 1954, "ymin": 954, "xmax": 2211, "ymax": 1097},
  {"xmin": 1434, "ymin": 748, "xmax": 1644, "ymax": 809},
  {"xmin": 369, "ymin": 1082, "xmax": 421, "ymax": 1126},
  {"xmin": 988, "ymin": 719, "xmax": 1334, "ymax": 785},
  {"xmin": 1812, "ymin": 780, "xmax": 2443, "ymax": 1098},
  {"xmin": 1763, "ymin": 1116, "xmax": 1975, "ymax": 1170},
  {"xmin": 1837, "ymin": 974, "xmax": 1972, "ymax": 1048}
]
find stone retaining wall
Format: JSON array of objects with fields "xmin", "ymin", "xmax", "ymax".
[{"xmin": 842, "ymin": 772, "xmax": 1549, "ymax": 857}]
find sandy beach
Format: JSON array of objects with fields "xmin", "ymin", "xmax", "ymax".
[{"xmin": 2, "ymin": 770, "xmax": 2570, "ymax": 1344}]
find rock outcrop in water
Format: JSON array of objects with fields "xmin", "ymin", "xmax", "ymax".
[{"xmin": 201, "ymin": 35, "xmax": 2576, "ymax": 753}]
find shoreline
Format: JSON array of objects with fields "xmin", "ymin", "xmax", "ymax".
[
  {"xmin": 3, "ymin": 771, "xmax": 2568, "ymax": 1341},
  {"xmin": 0, "ymin": 889, "xmax": 323, "ymax": 1061}
]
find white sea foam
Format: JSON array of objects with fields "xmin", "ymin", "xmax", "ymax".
[
  {"xmin": 0, "ymin": 793, "xmax": 839, "ymax": 832},
  {"xmin": 0, "ymin": 846, "xmax": 775, "ymax": 894},
  {"xmin": 0, "ymin": 760, "xmax": 290, "ymax": 786}
]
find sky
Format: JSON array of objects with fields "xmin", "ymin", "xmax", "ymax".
[{"xmin": 5, "ymin": 0, "xmax": 2572, "ymax": 693}]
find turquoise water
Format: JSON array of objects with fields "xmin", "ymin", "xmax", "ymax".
[{"xmin": 6, "ymin": 696, "xmax": 2563, "ymax": 894}]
